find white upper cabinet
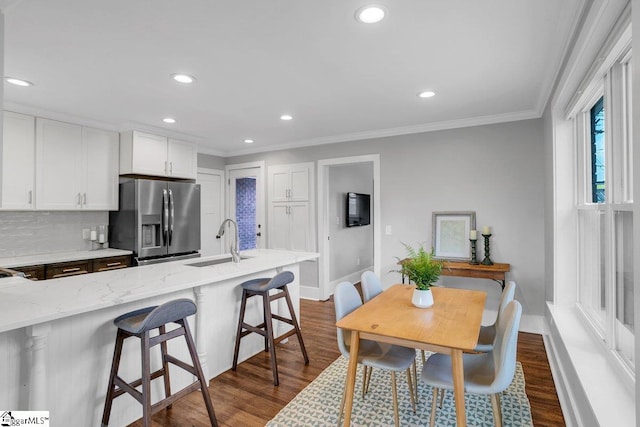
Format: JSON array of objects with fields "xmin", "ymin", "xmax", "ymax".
[
  {"xmin": 119, "ymin": 131, "xmax": 167, "ymax": 176},
  {"xmin": 36, "ymin": 119, "xmax": 84, "ymax": 210},
  {"xmin": 168, "ymin": 138, "xmax": 198, "ymax": 179},
  {"xmin": 35, "ymin": 118, "xmax": 119, "ymax": 210},
  {"xmin": 120, "ymin": 131, "xmax": 197, "ymax": 179},
  {"xmin": 269, "ymin": 163, "xmax": 311, "ymax": 202},
  {"xmin": 1, "ymin": 112, "xmax": 35, "ymax": 210},
  {"xmin": 267, "ymin": 162, "xmax": 315, "ymax": 252},
  {"xmin": 82, "ymin": 127, "xmax": 119, "ymax": 210}
]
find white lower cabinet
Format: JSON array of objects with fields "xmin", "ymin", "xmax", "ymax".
[
  {"xmin": 36, "ymin": 118, "xmax": 119, "ymax": 210},
  {"xmin": 1, "ymin": 112, "xmax": 35, "ymax": 209},
  {"xmin": 269, "ymin": 202, "xmax": 311, "ymax": 251}
]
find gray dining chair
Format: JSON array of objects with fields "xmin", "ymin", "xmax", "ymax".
[
  {"xmin": 361, "ymin": 270, "xmax": 383, "ymax": 302},
  {"xmin": 334, "ymin": 281, "xmax": 416, "ymax": 427},
  {"xmin": 359, "ymin": 271, "xmax": 384, "ymax": 396},
  {"xmin": 421, "ymin": 300, "xmax": 522, "ymax": 427},
  {"xmin": 360, "ymin": 270, "xmax": 421, "ymax": 400},
  {"xmin": 475, "ymin": 281, "xmax": 517, "ymax": 352}
]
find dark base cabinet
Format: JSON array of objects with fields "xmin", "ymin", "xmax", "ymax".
[
  {"xmin": 12, "ymin": 265, "xmax": 46, "ymax": 281},
  {"xmin": 92, "ymin": 255, "xmax": 131, "ymax": 272},
  {"xmin": 46, "ymin": 260, "xmax": 92, "ymax": 279},
  {"xmin": 13, "ymin": 255, "xmax": 132, "ymax": 281}
]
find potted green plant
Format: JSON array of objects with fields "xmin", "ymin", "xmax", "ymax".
[{"xmin": 395, "ymin": 243, "xmax": 443, "ymax": 308}]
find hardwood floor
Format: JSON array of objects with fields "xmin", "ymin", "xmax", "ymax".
[{"xmin": 128, "ymin": 298, "xmax": 565, "ymax": 427}]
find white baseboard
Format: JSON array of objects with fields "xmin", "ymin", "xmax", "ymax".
[
  {"xmin": 319, "ymin": 267, "xmax": 373, "ymax": 299},
  {"xmin": 543, "ymin": 327, "xmax": 582, "ymax": 427},
  {"xmin": 300, "ymin": 285, "xmax": 322, "ymax": 300},
  {"xmin": 481, "ymin": 309, "xmax": 545, "ymax": 334},
  {"xmin": 520, "ymin": 313, "xmax": 546, "ymax": 334}
]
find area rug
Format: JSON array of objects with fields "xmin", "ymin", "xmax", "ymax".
[{"xmin": 266, "ymin": 351, "xmax": 532, "ymax": 426}]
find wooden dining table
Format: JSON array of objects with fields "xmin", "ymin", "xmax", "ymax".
[{"xmin": 335, "ymin": 284, "xmax": 486, "ymax": 427}]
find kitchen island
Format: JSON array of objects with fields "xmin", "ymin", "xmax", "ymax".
[{"xmin": 0, "ymin": 249, "xmax": 318, "ymax": 427}]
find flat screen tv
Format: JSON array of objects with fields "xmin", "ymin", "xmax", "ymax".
[{"xmin": 346, "ymin": 192, "xmax": 371, "ymax": 227}]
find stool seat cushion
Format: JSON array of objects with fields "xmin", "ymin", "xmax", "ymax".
[
  {"xmin": 114, "ymin": 298, "xmax": 197, "ymax": 334},
  {"xmin": 241, "ymin": 271, "xmax": 294, "ymax": 292}
]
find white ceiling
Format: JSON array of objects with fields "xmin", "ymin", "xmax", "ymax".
[{"xmin": 2, "ymin": 0, "xmax": 583, "ymax": 157}]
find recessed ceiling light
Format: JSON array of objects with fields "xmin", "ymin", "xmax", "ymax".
[
  {"xmin": 171, "ymin": 73, "xmax": 196, "ymax": 84},
  {"xmin": 355, "ymin": 5, "xmax": 387, "ymax": 24},
  {"xmin": 163, "ymin": 118, "xmax": 176, "ymax": 124},
  {"xmin": 244, "ymin": 139, "xmax": 254, "ymax": 144},
  {"xmin": 280, "ymin": 114, "xmax": 293, "ymax": 121},
  {"xmin": 418, "ymin": 91, "xmax": 436, "ymax": 98},
  {"xmin": 5, "ymin": 77, "xmax": 33, "ymax": 87}
]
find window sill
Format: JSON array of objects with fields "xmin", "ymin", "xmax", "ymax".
[{"xmin": 545, "ymin": 302, "xmax": 635, "ymax": 427}]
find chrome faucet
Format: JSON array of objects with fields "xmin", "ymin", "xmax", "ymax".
[{"xmin": 217, "ymin": 219, "xmax": 240, "ymax": 263}]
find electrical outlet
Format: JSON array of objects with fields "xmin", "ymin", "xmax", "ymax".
[
  {"xmin": 385, "ymin": 225, "xmax": 392, "ymax": 235},
  {"xmin": 82, "ymin": 228, "xmax": 90, "ymax": 240},
  {"xmin": 356, "ymin": 257, "xmax": 361, "ymax": 266},
  {"xmin": 336, "ymin": 216, "xmax": 340, "ymax": 225}
]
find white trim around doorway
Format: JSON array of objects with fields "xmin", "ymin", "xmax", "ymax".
[
  {"xmin": 197, "ymin": 167, "xmax": 225, "ymax": 257},
  {"xmin": 317, "ymin": 154, "xmax": 381, "ymax": 301},
  {"xmin": 225, "ymin": 161, "xmax": 266, "ymax": 249}
]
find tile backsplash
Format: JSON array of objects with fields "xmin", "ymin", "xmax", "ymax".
[{"xmin": 0, "ymin": 211, "xmax": 108, "ymax": 257}]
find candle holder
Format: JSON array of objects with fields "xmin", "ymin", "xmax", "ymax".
[
  {"xmin": 469, "ymin": 239, "xmax": 479, "ymax": 265},
  {"xmin": 481, "ymin": 234, "xmax": 494, "ymax": 265}
]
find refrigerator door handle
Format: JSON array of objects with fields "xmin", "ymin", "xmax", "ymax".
[
  {"xmin": 162, "ymin": 188, "xmax": 169, "ymax": 246},
  {"xmin": 168, "ymin": 189, "xmax": 175, "ymax": 246}
]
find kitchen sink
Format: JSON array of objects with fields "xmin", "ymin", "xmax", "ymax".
[{"xmin": 186, "ymin": 256, "xmax": 251, "ymax": 267}]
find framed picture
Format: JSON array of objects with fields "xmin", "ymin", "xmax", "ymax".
[{"xmin": 432, "ymin": 211, "xmax": 476, "ymax": 261}]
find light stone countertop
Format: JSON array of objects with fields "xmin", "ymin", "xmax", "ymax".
[
  {"xmin": 0, "ymin": 249, "xmax": 319, "ymax": 333},
  {"xmin": 0, "ymin": 248, "xmax": 134, "ymax": 268}
]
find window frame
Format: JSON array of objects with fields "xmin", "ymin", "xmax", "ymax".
[{"xmin": 573, "ymin": 46, "xmax": 635, "ymax": 379}]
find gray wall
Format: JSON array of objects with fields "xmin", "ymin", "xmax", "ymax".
[
  {"xmin": 0, "ymin": 211, "xmax": 108, "ymax": 257},
  {"xmin": 227, "ymin": 118, "xmax": 546, "ymax": 316},
  {"xmin": 197, "ymin": 152, "xmax": 226, "ymax": 170},
  {"xmin": 329, "ymin": 163, "xmax": 374, "ymax": 281}
]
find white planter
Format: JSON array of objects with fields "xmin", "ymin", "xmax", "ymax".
[{"xmin": 412, "ymin": 288, "xmax": 434, "ymax": 308}]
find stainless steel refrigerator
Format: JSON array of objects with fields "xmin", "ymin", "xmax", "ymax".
[{"xmin": 109, "ymin": 178, "xmax": 201, "ymax": 265}]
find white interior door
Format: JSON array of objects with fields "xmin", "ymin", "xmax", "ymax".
[
  {"xmin": 227, "ymin": 163, "xmax": 265, "ymax": 250},
  {"xmin": 197, "ymin": 168, "xmax": 224, "ymax": 256}
]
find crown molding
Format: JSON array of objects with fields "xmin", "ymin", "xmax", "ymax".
[
  {"xmin": 196, "ymin": 144, "xmax": 227, "ymax": 158},
  {"xmin": 534, "ymin": 0, "xmax": 589, "ymax": 116},
  {"xmin": 216, "ymin": 109, "xmax": 541, "ymax": 158},
  {"xmin": 4, "ymin": 101, "xmax": 122, "ymax": 132},
  {"xmin": 3, "ymin": 101, "xmax": 208, "ymax": 145},
  {"xmin": 118, "ymin": 119, "xmax": 205, "ymax": 144},
  {"xmin": 5, "ymin": 102, "xmax": 540, "ymax": 160}
]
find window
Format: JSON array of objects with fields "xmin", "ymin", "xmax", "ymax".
[
  {"xmin": 590, "ymin": 97, "xmax": 605, "ymax": 203},
  {"xmin": 576, "ymin": 51, "xmax": 634, "ymax": 376}
]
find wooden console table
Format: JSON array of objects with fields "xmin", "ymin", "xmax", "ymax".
[
  {"xmin": 441, "ymin": 262, "xmax": 510, "ymax": 290},
  {"xmin": 400, "ymin": 260, "xmax": 510, "ymax": 290}
]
